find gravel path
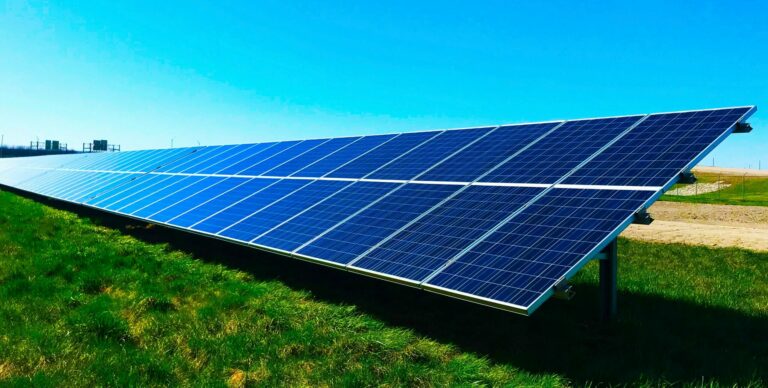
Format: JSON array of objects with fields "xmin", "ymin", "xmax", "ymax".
[{"xmin": 621, "ymin": 201, "xmax": 768, "ymax": 251}]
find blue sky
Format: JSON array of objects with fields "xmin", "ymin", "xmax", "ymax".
[{"xmin": 1, "ymin": 1, "xmax": 766, "ymax": 167}]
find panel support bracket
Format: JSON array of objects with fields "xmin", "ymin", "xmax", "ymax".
[
  {"xmin": 734, "ymin": 122, "xmax": 753, "ymax": 133},
  {"xmin": 599, "ymin": 239, "xmax": 618, "ymax": 323},
  {"xmin": 632, "ymin": 208, "xmax": 654, "ymax": 225},
  {"xmin": 553, "ymin": 279, "xmax": 575, "ymax": 300},
  {"xmin": 678, "ymin": 171, "xmax": 697, "ymax": 184}
]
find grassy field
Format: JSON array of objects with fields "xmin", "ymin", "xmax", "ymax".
[
  {"xmin": 661, "ymin": 172, "xmax": 768, "ymax": 206},
  {"xmin": 0, "ymin": 190, "xmax": 767, "ymax": 386}
]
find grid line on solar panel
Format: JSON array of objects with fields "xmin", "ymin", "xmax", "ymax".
[
  {"xmin": 419, "ymin": 115, "xmax": 650, "ymax": 286},
  {"xmin": 129, "ymin": 176, "xmax": 221, "ymax": 218},
  {"xmin": 148, "ymin": 177, "xmax": 253, "ymax": 223},
  {"xmin": 417, "ymin": 122, "xmax": 563, "ymax": 182},
  {"xmin": 172, "ymin": 145, "xmax": 254, "ymax": 175},
  {"xmin": 106, "ymin": 144, "xmax": 266, "ymax": 212},
  {"xmin": 135, "ymin": 136, "xmax": 383, "ymax": 228},
  {"xmin": 423, "ymin": 189, "xmax": 650, "ymax": 310},
  {"xmin": 291, "ymin": 134, "xmax": 396, "ymax": 178},
  {"xmin": 98, "ymin": 143, "xmax": 310, "ymax": 226},
  {"xmin": 365, "ymin": 127, "xmax": 496, "ymax": 181},
  {"xmin": 480, "ymin": 116, "xmax": 644, "ymax": 183},
  {"xmin": 196, "ymin": 142, "xmax": 278, "ymax": 174},
  {"xmin": 46, "ymin": 171, "xmax": 114, "ymax": 200},
  {"xmin": 9, "ymin": 153, "xmax": 94, "ymax": 188},
  {"xmin": 349, "ymin": 186, "xmax": 543, "ymax": 282},
  {"xmin": 155, "ymin": 146, "xmax": 225, "ymax": 173},
  {"xmin": 190, "ymin": 179, "xmax": 311, "ymax": 234},
  {"xmin": 249, "ymin": 126, "xmax": 528, "ymax": 252},
  {"xmin": 263, "ymin": 137, "xmax": 361, "ymax": 177},
  {"xmin": 564, "ymin": 107, "xmax": 755, "ymax": 187},
  {"xmin": 125, "ymin": 144, "xmax": 279, "ymax": 215},
  {"xmin": 74, "ymin": 173, "xmax": 142, "ymax": 203},
  {"xmin": 215, "ymin": 141, "xmax": 302, "ymax": 175},
  {"xmin": 77, "ymin": 147, "xmax": 204, "ymax": 206},
  {"xmin": 254, "ymin": 181, "xmax": 399, "ymax": 252},
  {"xmin": 176, "ymin": 178, "xmax": 283, "ymax": 230},
  {"xmin": 295, "ymin": 184, "xmax": 460, "ymax": 265},
  {"xmin": 237, "ymin": 139, "xmax": 331, "ymax": 176},
  {"xmin": 118, "ymin": 176, "xmax": 210, "ymax": 215},
  {"xmin": 221, "ymin": 127, "xmax": 504, "ymax": 249},
  {"xmin": 280, "ymin": 123, "xmax": 552, "ymax": 268},
  {"xmin": 335, "ymin": 121, "xmax": 570, "ymax": 279},
  {"xmin": 112, "ymin": 146, "xmax": 284, "ymax": 220},
  {"xmin": 326, "ymin": 131, "xmax": 443, "ymax": 179},
  {"xmin": 216, "ymin": 180, "xmax": 352, "ymax": 242}
]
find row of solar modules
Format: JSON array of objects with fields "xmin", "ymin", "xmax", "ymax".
[
  {"xmin": 0, "ymin": 106, "xmax": 754, "ymax": 313},
  {"xmin": 0, "ymin": 107, "xmax": 752, "ymax": 188}
]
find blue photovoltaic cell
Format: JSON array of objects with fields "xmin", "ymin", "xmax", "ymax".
[
  {"xmin": 292, "ymin": 134, "xmax": 395, "ymax": 177},
  {"xmin": 191, "ymin": 179, "xmax": 309, "ymax": 234},
  {"xmin": 176, "ymin": 145, "xmax": 244, "ymax": 173},
  {"xmin": 15, "ymin": 164, "xmax": 80, "ymax": 191},
  {"xmin": 194, "ymin": 143, "xmax": 270, "ymax": 174},
  {"xmin": 104, "ymin": 175, "xmax": 190, "ymax": 212},
  {"xmin": 216, "ymin": 141, "xmax": 300, "ymax": 175},
  {"xmin": 565, "ymin": 107, "xmax": 753, "ymax": 187},
  {"xmin": 67, "ymin": 151, "xmax": 137, "ymax": 172},
  {"xmin": 117, "ymin": 176, "xmax": 208, "ymax": 214},
  {"xmin": 264, "ymin": 137, "xmax": 360, "ymax": 177},
  {"xmin": 255, "ymin": 181, "xmax": 398, "ymax": 252},
  {"xmin": 17, "ymin": 170, "xmax": 72, "ymax": 194},
  {"xmin": 41, "ymin": 171, "xmax": 103, "ymax": 199},
  {"xmin": 120, "ymin": 147, "xmax": 198, "ymax": 172},
  {"xmin": 148, "ymin": 177, "xmax": 251, "ymax": 223},
  {"xmin": 72, "ymin": 173, "xmax": 140, "ymax": 203},
  {"xmin": 132, "ymin": 177, "xmax": 224, "ymax": 218},
  {"xmin": 367, "ymin": 127, "xmax": 494, "ymax": 181},
  {"xmin": 237, "ymin": 139, "xmax": 329, "ymax": 176},
  {"xmin": 351, "ymin": 186, "xmax": 542, "ymax": 281},
  {"xmin": 85, "ymin": 174, "xmax": 171, "ymax": 207},
  {"xmin": 297, "ymin": 184, "xmax": 460, "ymax": 265},
  {"xmin": 155, "ymin": 146, "xmax": 225, "ymax": 173},
  {"xmin": 219, "ymin": 180, "xmax": 350, "ymax": 242},
  {"xmin": 419, "ymin": 122, "xmax": 561, "ymax": 182},
  {"xmin": 326, "ymin": 132, "xmax": 439, "ymax": 178},
  {"xmin": 426, "ymin": 188, "xmax": 649, "ymax": 308},
  {"xmin": 482, "ymin": 116, "xmax": 644, "ymax": 183},
  {"xmin": 165, "ymin": 178, "xmax": 278, "ymax": 228},
  {"xmin": 52, "ymin": 172, "xmax": 113, "ymax": 200}
]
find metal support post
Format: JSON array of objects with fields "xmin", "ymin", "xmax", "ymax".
[{"xmin": 599, "ymin": 239, "xmax": 618, "ymax": 323}]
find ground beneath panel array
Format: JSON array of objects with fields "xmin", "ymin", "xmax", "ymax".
[{"xmin": 0, "ymin": 106, "xmax": 756, "ymax": 315}]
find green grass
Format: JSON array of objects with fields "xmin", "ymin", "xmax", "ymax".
[
  {"xmin": 660, "ymin": 172, "xmax": 768, "ymax": 206},
  {"xmin": 0, "ymin": 190, "xmax": 767, "ymax": 386}
]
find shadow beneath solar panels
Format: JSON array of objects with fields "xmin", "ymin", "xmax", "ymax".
[{"xmin": 12, "ymin": 189, "xmax": 767, "ymax": 386}]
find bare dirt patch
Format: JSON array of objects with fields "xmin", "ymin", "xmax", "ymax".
[
  {"xmin": 693, "ymin": 166, "xmax": 768, "ymax": 177},
  {"xmin": 621, "ymin": 201, "xmax": 768, "ymax": 251},
  {"xmin": 645, "ymin": 201, "xmax": 768, "ymax": 226},
  {"xmin": 666, "ymin": 181, "xmax": 730, "ymax": 196}
]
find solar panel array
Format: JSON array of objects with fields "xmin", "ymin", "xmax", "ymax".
[{"xmin": 0, "ymin": 106, "xmax": 755, "ymax": 314}]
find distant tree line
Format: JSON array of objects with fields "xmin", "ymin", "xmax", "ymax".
[{"xmin": 0, "ymin": 145, "xmax": 79, "ymax": 158}]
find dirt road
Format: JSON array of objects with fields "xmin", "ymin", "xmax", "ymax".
[{"xmin": 621, "ymin": 201, "xmax": 768, "ymax": 251}]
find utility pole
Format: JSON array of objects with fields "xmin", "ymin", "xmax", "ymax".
[{"xmin": 1, "ymin": 134, "xmax": 4, "ymax": 158}]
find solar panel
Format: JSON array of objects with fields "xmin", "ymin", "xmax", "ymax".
[{"xmin": 0, "ymin": 106, "xmax": 756, "ymax": 316}]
